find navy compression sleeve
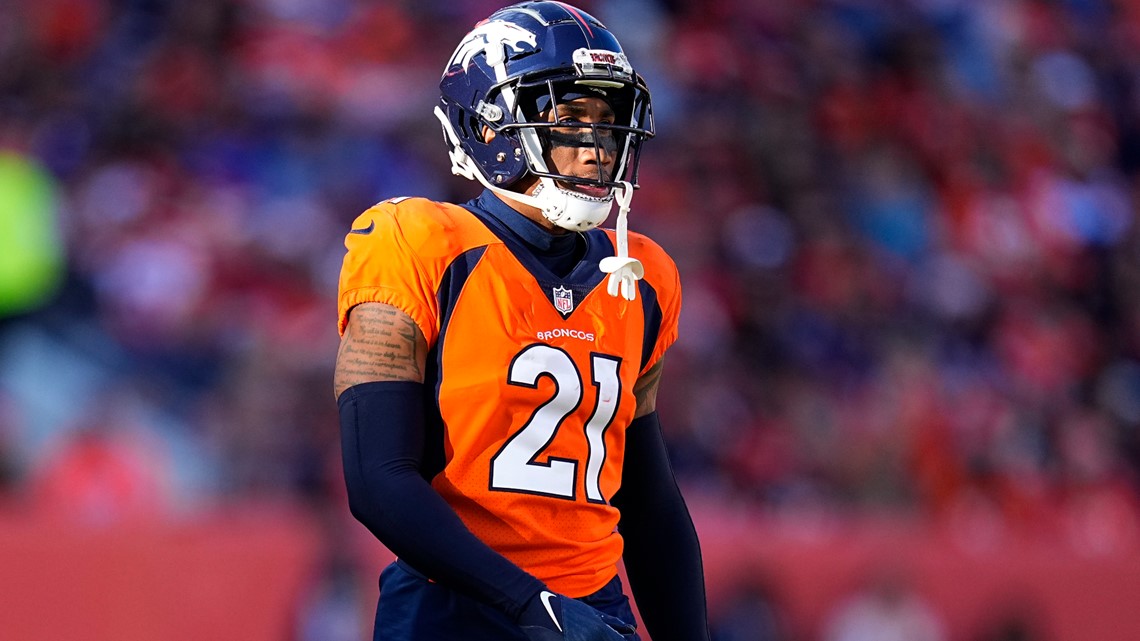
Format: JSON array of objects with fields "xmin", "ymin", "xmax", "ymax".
[
  {"xmin": 338, "ymin": 381, "xmax": 545, "ymax": 620},
  {"xmin": 611, "ymin": 411, "xmax": 712, "ymax": 641}
]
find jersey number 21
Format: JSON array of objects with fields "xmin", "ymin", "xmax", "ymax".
[{"xmin": 490, "ymin": 344, "xmax": 621, "ymax": 503}]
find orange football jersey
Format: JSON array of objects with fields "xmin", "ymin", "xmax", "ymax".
[{"xmin": 337, "ymin": 196, "xmax": 681, "ymax": 597}]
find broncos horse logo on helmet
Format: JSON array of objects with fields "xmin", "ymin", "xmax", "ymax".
[{"xmin": 448, "ymin": 19, "xmax": 538, "ymax": 73}]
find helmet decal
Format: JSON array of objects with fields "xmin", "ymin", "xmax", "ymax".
[
  {"xmin": 572, "ymin": 49, "xmax": 633, "ymax": 80},
  {"xmin": 447, "ymin": 20, "xmax": 537, "ymax": 77}
]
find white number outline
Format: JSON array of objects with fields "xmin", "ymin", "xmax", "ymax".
[{"xmin": 490, "ymin": 344, "xmax": 622, "ymax": 503}]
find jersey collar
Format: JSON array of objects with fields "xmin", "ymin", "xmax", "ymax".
[{"xmin": 473, "ymin": 189, "xmax": 580, "ymax": 255}]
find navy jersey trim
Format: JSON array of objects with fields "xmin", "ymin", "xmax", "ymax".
[
  {"xmin": 534, "ymin": 228, "xmax": 611, "ymax": 319},
  {"xmin": 637, "ymin": 279, "xmax": 663, "ymax": 372},
  {"xmin": 462, "ymin": 204, "xmax": 612, "ymax": 318},
  {"xmin": 420, "ymin": 246, "xmax": 488, "ymax": 481}
]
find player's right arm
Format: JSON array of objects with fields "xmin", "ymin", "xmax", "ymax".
[
  {"xmin": 334, "ymin": 302, "xmax": 426, "ymax": 395},
  {"xmin": 336, "ymin": 301, "xmax": 545, "ymax": 618}
]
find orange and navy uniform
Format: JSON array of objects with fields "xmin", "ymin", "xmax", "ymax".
[{"xmin": 337, "ymin": 192, "xmax": 681, "ymax": 598}]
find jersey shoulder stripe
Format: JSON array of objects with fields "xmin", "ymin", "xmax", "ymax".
[{"xmin": 637, "ymin": 279, "xmax": 664, "ymax": 372}]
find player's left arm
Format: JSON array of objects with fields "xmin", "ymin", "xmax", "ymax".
[
  {"xmin": 632, "ymin": 359, "xmax": 664, "ymax": 418},
  {"xmin": 612, "ymin": 356, "xmax": 712, "ymax": 641}
]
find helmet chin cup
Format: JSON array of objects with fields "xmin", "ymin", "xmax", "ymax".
[{"xmin": 533, "ymin": 179, "xmax": 614, "ymax": 231}]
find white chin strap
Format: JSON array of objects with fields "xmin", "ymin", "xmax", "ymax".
[{"xmin": 435, "ymin": 106, "xmax": 644, "ymax": 300}]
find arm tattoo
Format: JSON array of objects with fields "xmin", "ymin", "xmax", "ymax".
[
  {"xmin": 334, "ymin": 303, "xmax": 428, "ymax": 397},
  {"xmin": 633, "ymin": 359, "xmax": 665, "ymax": 418}
]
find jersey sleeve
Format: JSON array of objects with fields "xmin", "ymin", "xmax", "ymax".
[
  {"xmin": 630, "ymin": 232, "xmax": 682, "ymax": 375},
  {"xmin": 337, "ymin": 199, "xmax": 467, "ymax": 346}
]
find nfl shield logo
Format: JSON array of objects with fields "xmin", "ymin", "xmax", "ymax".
[{"xmin": 553, "ymin": 286, "xmax": 574, "ymax": 314}]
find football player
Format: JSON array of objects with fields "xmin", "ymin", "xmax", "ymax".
[{"xmin": 335, "ymin": 3, "xmax": 711, "ymax": 640}]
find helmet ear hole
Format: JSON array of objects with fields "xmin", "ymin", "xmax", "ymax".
[{"xmin": 460, "ymin": 114, "xmax": 480, "ymax": 141}]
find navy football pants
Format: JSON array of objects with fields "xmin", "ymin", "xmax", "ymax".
[{"xmin": 374, "ymin": 560, "xmax": 641, "ymax": 640}]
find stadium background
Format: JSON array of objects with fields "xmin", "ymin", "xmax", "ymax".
[{"xmin": 2, "ymin": 0, "xmax": 1140, "ymax": 639}]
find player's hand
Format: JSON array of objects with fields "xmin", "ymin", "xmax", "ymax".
[{"xmin": 517, "ymin": 589, "xmax": 637, "ymax": 641}]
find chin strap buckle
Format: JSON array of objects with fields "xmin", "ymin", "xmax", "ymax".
[{"xmin": 599, "ymin": 181, "xmax": 644, "ymax": 301}]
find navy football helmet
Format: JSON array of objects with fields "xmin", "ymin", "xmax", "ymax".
[{"xmin": 435, "ymin": 1, "xmax": 654, "ymax": 233}]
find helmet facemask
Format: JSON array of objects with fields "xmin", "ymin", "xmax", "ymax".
[{"xmin": 477, "ymin": 75, "xmax": 653, "ymax": 231}]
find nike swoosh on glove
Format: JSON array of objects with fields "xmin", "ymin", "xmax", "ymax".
[{"xmin": 518, "ymin": 590, "xmax": 637, "ymax": 641}]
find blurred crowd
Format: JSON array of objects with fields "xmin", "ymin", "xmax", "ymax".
[{"xmin": 2, "ymin": 0, "xmax": 1140, "ymax": 639}]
